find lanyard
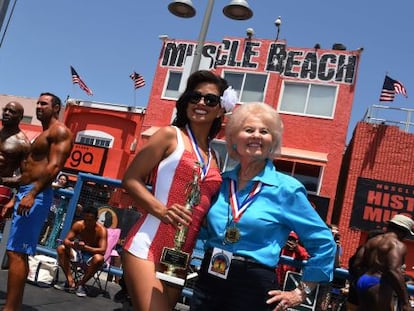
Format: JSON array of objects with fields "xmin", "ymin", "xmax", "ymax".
[
  {"xmin": 185, "ymin": 124, "xmax": 211, "ymax": 180},
  {"xmin": 229, "ymin": 179, "xmax": 263, "ymax": 222}
]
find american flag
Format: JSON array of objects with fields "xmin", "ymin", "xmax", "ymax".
[
  {"xmin": 379, "ymin": 75, "xmax": 407, "ymax": 102},
  {"xmin": 130, "ymin": 71, "xmax": 145, "ymax": 89},
  {"xmin": 70, "ymin": 66, "xmax": 93, "ymax": 96}
]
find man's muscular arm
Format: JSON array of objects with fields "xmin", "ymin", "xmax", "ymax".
[
  {"xmin": 27, "ymin": 124, "xmax": 73, "ymax": 198},
  {"xmin": 63, "ymin": 221, "xmax": 82, "ymax": 249},
  {"xmin": 383, "ymin": 242, "xmax": 410, "ymax": 308},
  {"xmin": 0, "ymin": 138, "xmax": 30, "ymax": 188},
  {"xmin": 0, "ymin": 175, "xmax": 20, "ymax": 188}
]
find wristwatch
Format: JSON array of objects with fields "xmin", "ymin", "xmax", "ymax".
[{"xmin": 298, "ymin": 282, "xmax": 312, "ymax": 295}]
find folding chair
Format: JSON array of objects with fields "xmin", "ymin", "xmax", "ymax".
[
  {"xmin": 69, "ymin": 228, "xmax": 121, "ymax": 294},
  {"xmin": 91, "ymin": 227, "xmax": 121, "ymax": 293}
]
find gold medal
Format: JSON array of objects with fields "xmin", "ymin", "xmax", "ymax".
[{"xmin": 225, "ymin": 227, "xmax": 240, "ymax": 243}]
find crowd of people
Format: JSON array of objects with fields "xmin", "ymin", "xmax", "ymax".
[{"xmin": 1, "ymin": 72, "xmax": 414, "ymax": 311}]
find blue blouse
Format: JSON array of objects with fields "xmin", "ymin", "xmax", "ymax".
[{"xmin": 203, "ymin": 159, "xmax": 336, "ymax": 282}]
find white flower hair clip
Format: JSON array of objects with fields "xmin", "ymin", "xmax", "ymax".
[{"xmin": 220, "ymin": 86, "xmax": 238, "ymax": 113}]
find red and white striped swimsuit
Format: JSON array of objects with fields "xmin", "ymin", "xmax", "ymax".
[{"xmin": 124, "ymin": 127, "xmax": 222, "ymax": 263}]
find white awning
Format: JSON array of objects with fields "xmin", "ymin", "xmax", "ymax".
[{"xmin": 281, "ymin": 147, "xmax": 328, "ymax": 163}]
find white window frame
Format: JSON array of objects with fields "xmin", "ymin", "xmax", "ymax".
[
  {"xmin": 162, "ymin": 70, "xmax": 182, "ymax": 100},
  {"xmin": 275, "ymin": 159, "xmax": 324, "ymax": 194},
  {"xmin": 76, "ymin": 130, "xmax": 114, "ymax": 148},
  {"xmin": 278, "ymin": 81, "xmax": 338, "ymax": 119},
  {"xmin": 223, "ymin": 71, "xmax": 267, "ymax": 103}
]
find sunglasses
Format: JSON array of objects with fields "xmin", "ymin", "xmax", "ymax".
[{"xmin": 189, "ymin": 91, "xmax": 221, "ymax": 107}]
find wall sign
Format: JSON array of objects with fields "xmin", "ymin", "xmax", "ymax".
[
  {"xmin": 161, "ymin": 39, "xmax": 357, "ymax": 84},
  {"xmin": 350, "ymin": 177, "xmax": 414, "ymax": 230},
  {"xmin": 64, "ymin": 143, "xmax": 107, "ymax": 175}
]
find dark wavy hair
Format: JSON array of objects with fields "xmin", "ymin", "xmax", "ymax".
[{"xmin": 172, "ymin": 70, "xmax": 228, "ymax": 139}]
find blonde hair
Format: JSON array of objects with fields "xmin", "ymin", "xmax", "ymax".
[{"xmin": 225, "ymin": 102, "xmax": 284, "ymax": 161}]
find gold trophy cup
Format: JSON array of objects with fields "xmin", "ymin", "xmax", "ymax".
[{"xmin": 156, "ymin": 163, "xmax": 201, "ymax": 286}]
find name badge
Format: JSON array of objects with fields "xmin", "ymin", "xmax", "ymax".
[{"xmin": 207, "ymin": 247, "xmax": 232, "ymax": 279}]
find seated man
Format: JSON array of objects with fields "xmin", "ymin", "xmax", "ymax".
[{"xmin": 54, "ymin": 205, "xmax": 107, "ymax": 297}]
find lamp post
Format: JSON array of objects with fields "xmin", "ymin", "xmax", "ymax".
[{"xmin": 168, "ymin": 0, "xmax": 253, "ymax": 74}]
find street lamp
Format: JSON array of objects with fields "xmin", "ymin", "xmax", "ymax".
[{"xmin": 168, "ymin": 0, "xmax": 253, "ymax": 74}]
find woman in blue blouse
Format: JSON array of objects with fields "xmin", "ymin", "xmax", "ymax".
[{"xmin": 190, "ymin": 102, "xmax": 336, "ymax": 311}]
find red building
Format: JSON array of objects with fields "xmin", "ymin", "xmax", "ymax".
[
  {"xmin": 333, "ymin": 108, "xmax": 414, "ymax": 273},
  {"xmin": 143, "ymin": 36, "xmax": 362, "ymax": 223},
  {"xmin": 62, "ymin": 99, "xmax": 146, "ymax": 180}
]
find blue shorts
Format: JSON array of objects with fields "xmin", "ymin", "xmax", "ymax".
[
  {"xmin": 7, "ymin": 184, "xmax": 53, "ymax": 255},
  {"xmin": 72, "ymin": 249, "xmax": 93, "ymax": 265},
  {"xmin": 356, "ymin": 274, "xmax": 381, "ymax": 293}
]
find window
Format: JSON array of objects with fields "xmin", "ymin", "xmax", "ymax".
[
  {"xmin": 22, "ymin": 116, "xmax": 33, "ymax": 124},
  {"xmin": 163, "ymin": 71, "xmax": 182, "ymax": 99},
  {"xmin": 279, "ymin": 82, "xmax": 337, "ymax": 118},
  {"xmin": 223, "ymin": 71, "xmax": 267, "ymax": 102},
  {"xmin": 79, "ymin": 136, "xmax": 111, "ymax": 147},
  {"xmin": 76, "ymin": 130, "xmax": 113, "ymax": 148},
  {"xmin": 275, "ymin": 159, "xmax": 322, "ymax": 193}
]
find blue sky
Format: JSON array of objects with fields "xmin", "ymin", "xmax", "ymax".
[{"xmin": 0, "ymin": 0, "xmax": 412, "ymax": 142}]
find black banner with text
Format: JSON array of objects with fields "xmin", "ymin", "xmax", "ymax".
[{"xmin": 350, "ymin": 177, "xmax": 414, "ymax": 231}]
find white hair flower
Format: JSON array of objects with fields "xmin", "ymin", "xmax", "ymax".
[{"xmin": 220, "ymin": 86, "xmax": 238, "ymax": 113}]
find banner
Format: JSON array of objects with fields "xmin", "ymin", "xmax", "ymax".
[
  {"xmin": 307, "ymin": 194, "xmax": 330, "ymax": 221},
  {"xmin": 350, "ymin": 177, "xmax": 414, "ymax": 231}
]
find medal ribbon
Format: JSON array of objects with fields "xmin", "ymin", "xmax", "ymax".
[
  {"xmin": 229, "ymin": 179, "xmax": 263, "ymax": 222},
  {"xmin": 185, "ymin": 124, "xmax": 211, "ymax": 180}
]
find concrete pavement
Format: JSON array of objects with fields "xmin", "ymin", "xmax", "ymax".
[{"xmin": 0, "ymin": 268, "xmax": 125, "ymax": 311}]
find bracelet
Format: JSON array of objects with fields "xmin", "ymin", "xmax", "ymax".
[{"xmin": 298, "ymin": 282, "xmax": 312, "ymax": 295}]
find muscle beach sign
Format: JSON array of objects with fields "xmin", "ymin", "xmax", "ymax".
[{"xmin": 160, "ymin": 39, "xmax": 358, "ymax": 84}]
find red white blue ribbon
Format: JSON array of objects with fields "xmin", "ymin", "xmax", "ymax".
[
  {"xmin": 185, "ymin": 124, "xmax": 211, "ymax": 180},
  {"xmin": 229, "ymin": 179, "xmax": 262, "ymax": 222}
]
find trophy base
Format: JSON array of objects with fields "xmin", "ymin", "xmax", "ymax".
[
  {"xmin": 156, "ymin": 247, "xmax": 189, "ymax": 286},
  {"xmin": 156, "ymin": 271, "xmax": 186, "ymax": 286},
  {"xmin": 160, "ymin": 247, "xmax": 189, "ymax": 270}
]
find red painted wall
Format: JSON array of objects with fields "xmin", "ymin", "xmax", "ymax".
[
  {"xmin": 334, "ymin": 122, "xmax": 414, "ymax": 271},
  {"xmin": 63, "ymin": 104, "xmax": 145, "ymax": 179}
]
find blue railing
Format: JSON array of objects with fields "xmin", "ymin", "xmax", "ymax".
[
  {"xmin": 33, "ymin": 243, "xmax": 414, "ymax": 298},
  {"xmin": 1, "ymin": 171, "xmax": 408, "ymax": 298}
]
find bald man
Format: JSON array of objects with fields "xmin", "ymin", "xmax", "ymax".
[{"xmin": 0, "ymin": 102, "xmax": 31, "ymax": 219}]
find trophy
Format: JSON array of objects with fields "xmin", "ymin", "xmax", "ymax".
[{"xmin": 156, "ymin": 162, "xmax": 201, "ymax": 286}]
